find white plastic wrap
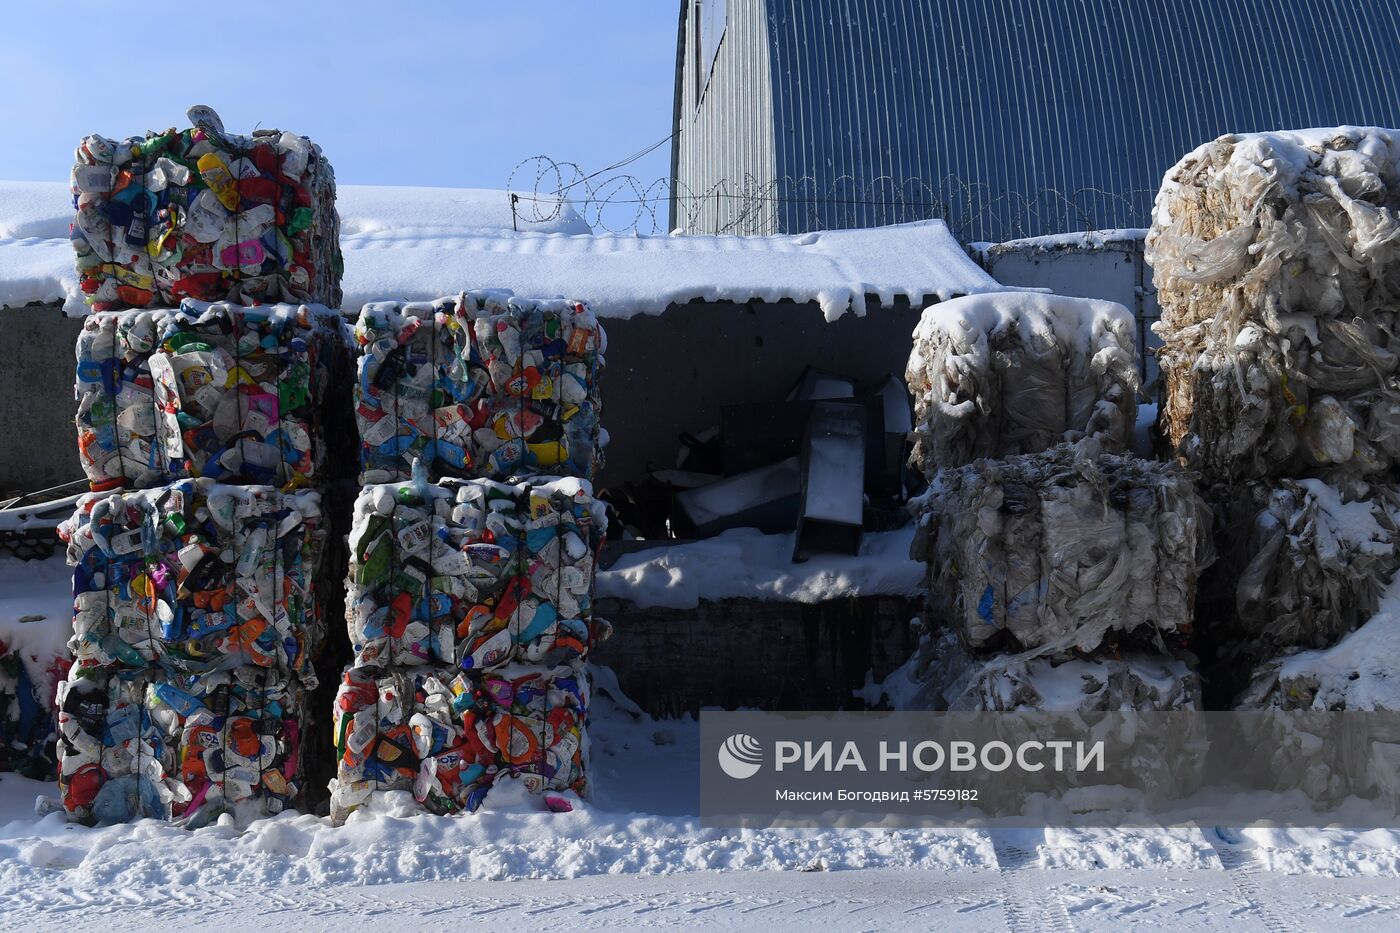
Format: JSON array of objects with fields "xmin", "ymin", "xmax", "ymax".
[
  {"xmin": 906, "ymin": 292, "xmax": 1139, "ymax": 477},
  {"xmin": 915, "ymin": 629, "xmax": 1201, "ymax": 712},
  {"xmin": 1238, "ymin": 576, "xmax": 1400, "ymax": 711},
  {"xmin": 911, "ymin": 441, "xmax": 1212, "ymax": 655},
  {"xmin": 1225, "ymin": 477, "xmax": 1400, "ymax": 652},
  {"xmin": 1147, "ymin": 127, "xmax": 1400, "ymax": 482}
]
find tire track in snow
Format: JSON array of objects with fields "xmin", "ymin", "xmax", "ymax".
[
  {"xmin": 1209, "ymin": 827, "xmax": 1292, "ymax": 933},
  {"xmin": 991, "ymin": 833, "xmax": 1076, "ymax": 933}
]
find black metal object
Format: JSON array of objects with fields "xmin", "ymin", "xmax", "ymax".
[{"xmin": 0, "ymin": 479, "xmax": 88, "ymax": 561}]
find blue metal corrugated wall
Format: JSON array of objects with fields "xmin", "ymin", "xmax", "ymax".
[{"xmin": 675, "ymin": 0, "xmax": 1400, "ymax": 241}]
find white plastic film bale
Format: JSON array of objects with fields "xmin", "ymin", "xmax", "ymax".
[
  {"xmin": 1147, "ymin": 127, "xmax": 1400, "ymax": 483},
  {"xmin": 1238, "ymin": 576, "xmax": 1400, "ymax": 712},
  {"xmin": 911, "ymin": 441, "xmax": 1212, "ymax": 655},
  {"xmin": 906, "ymin": 292, "xmax": 1139, "ymax": 478},
  {"xmin": 1226, "ymin": 477, "xmax": 1400, "ymax": 653}
]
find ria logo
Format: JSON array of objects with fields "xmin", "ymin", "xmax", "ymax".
[{"xmin": 717, "ymin": 733, "xmax": 764, "ymax": 779}]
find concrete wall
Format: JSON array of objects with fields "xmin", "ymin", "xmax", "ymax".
[
  {"xmin": 0, "ymin": 303, "xmax": 81, "ymax": 496},
  {"xmin": 592, "ymin": 594, "xmax": 918, "ymax": 716}
]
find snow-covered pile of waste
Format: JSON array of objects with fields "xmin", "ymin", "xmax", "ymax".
[
  {"xmin": 906, "ymin": 292, "xmax": 1138, "ymax": 477},
  {"xmin": 911, "ymin": 442, "xmax": 1212, "ymax": 656},
  {"xmin": 1147, "ymin": 127, "xmax": 1400, "ymax": 483},
  {"xmin": 918, "ymin": 630, "xmax": 1202, "ymax": 712},
  {"xmin": 1224, "ymin": 476, "xmax": 1400, "ymax": 654},
  {"xmin": 1239, "ymin": 576, "xmax": 1400, "ymax": 711}
]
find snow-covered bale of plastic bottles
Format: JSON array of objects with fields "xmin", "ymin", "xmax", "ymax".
[
  {"xmin": 1147, "ymin": 127, "xmax": 1400, "ymax": 484},
  {"xmin": 912, "ymin": 442, "xmax": 1212, "ymax": 655},
  {"xmin": 75, "ymin": 301, "xmax": 350, "ymax": 490},
  {"xmin": 60, "ymin": 480, "xmax": 325, "ymax": 677},
  {"xmin": 70, "ymin": 106, "xmax": 341, "ymax": 312},
  {"xmin": 1223, "ymin": 477, "xmax": 1400, "ymax": 654},
  {"xmin": 906, "ymin": 293, "xmax": 1139, "ymax": 477},
  {"xmin": 328, "ymin": 661, "xmax": 588, "ymax": 822},
  {"xmin": 56, "ymin": 665, "xmax": 306, "ymax": 825},
  {"xmin": 355, "ymin": 293, "xmax": 605, "ymax": 484},
  {"xmin": 346, "ymin": 475, "xmax": 608, "ymax": 670}
]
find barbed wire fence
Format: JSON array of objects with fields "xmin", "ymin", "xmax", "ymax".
[{"xmin": 507, "ymin": 154, "xmax": 1156, "ymax": 243}]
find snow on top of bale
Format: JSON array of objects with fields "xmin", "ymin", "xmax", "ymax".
[
  {"xmin": 1151, "ymin": 125, "xmax": 1400, "ymax": 231},
  {"xmin": 907, "ymin": 292, "xmax": 1140, "ymax": 474},
  {"xmin": 1, "ymin": 180, "xmax": 1003, "ymax": 318}
]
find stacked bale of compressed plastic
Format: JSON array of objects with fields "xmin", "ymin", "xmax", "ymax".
[
  {"xmin": 57, "ymin": 480, "xmax": 323, "ymax": 824},
  {"xmin": 344, "ymin": 477, "xmax": 607, "ymax": 671},
  {"xmin": 75, "ymin": 300, "xmax": 347, "ymax": 491},
  {"xmin": 906, "ymin": 292, "xmax": 1139, "ymax": 478},
  {"xmin": 334, "ymin": 293, "xmax": 607, "ymax": 821},
  {"xmin": 330, "ymin": 661, "xmax": 590, "ymax": 819},
  {"xmin": 904, "ymin": 291, "xmax": 1209, "ymax": 711},
  {"xmin": 1148, "ymin": 127, "xmax": 1400, "ymax": 692},
  {"xmin": 1148, "ymin": 127, "xmax": 1400, "ymax": 483},
  {"xmin": 58, "ymin": 109, "xmax": 347, "ymax": 824},
  {"xmin": 354, "ymin": 294, "xmax": 605, "ymax": 484},
  {"xmin": 913, "ymin": 443, "xmax": 1211, "ymax": 658},
  {"xmin": 1225, "ymin": 478, "xmax": 1400, "ymax": 655},
  {"xmin": 70, "ymin": 106, "xmax": 341, "ymax": 312}
]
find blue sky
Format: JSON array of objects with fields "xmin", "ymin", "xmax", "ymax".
[{"xmin": 0, "ymin": 1, "xmax": 677, "ymax": 191}]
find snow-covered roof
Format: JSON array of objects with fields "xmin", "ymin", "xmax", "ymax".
[
  {"xmin": 0, "ymin": 180, "xmax": 1002, "ymax": 320},
  {"xmin": 971, "ymin": 228, "xmax": 1148, "ymax": 258}
]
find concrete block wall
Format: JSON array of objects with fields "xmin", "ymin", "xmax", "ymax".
[{"xmin": 0, "ymin": 303, "xmax": 82, "ymax": 496}]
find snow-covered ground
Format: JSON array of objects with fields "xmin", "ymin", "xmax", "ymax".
[
  {"xmin": 5, "ymin": 556, "xmax": 1400, "ymax": 929},
  {"xmin": 596, "ymin": 526, "xmax": 924, "ymax": 609},
  {"xmin": 3, "ymin": 694, "xmax": 1400, "ymax": 931}
]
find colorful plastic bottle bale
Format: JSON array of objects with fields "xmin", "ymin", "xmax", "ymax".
[
  {"xmin": 147, "ymin": 666, "xmax": 306, "ymax": 825},
  {"xmin": 0, "ymin": 644, "xmax": 58, "ymax": 778},
  {"xmin": 465, "ymin": 292, "xmax": 605, "ymax": 482},
  {"xmin": 353, "ymin": 293, "xmax": 605, "ymax": 484},
  {"xmin": 60, "ymin": 480, "xmax": 324, "ymax": 678},
  {"xmin": 355, "ymin": 299, "xmax": 480, "ymax": 484},
  {"xmin": 328, "ymin": 661, "xmax": 588, "ymax": 823},
  {"xmin": 70, "ymin": 106, "xmax": 341, "ymax": 313},
  {"xmin": 481, "ymin": 661, "xmax": 589, "ymax": 799},
  {"xmin": 56, "ymin": 668, "xmax": 182, "ymax": 824},
  {"xmin": 346, "ymin": 476, "xmax": 608, "ymax": 671},
  {"xmin": 75, "ymin": 300, "xmax": 350, "ymax": 491},
  {"xmin": 329, "ymin": 665, "xmax": 496, "ymax": 821}
]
